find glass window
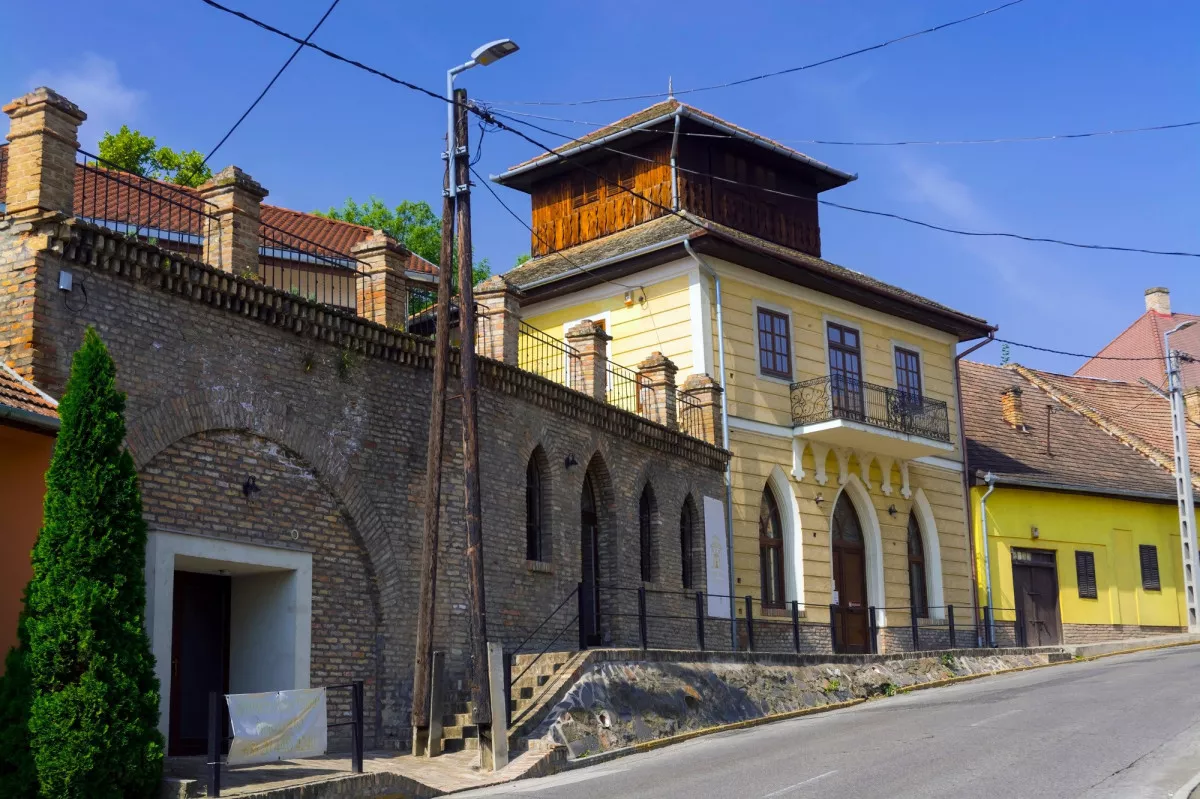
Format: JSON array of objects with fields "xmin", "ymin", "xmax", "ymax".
[
  {"xmin": 680, "ymin": 501, "xmax": 695, "ymax": 590},
  {"xmin": 757, "ymin": 308, "xmax": 792, "ymax": 379},
  {"xmin": 907, "ymin": 514, "xmax": 928, "ymax": 618},
  {"xmin": 759, "ymin": 486, "xmax": 785, "ymax": 608},
  {"xmin": 525, "ymin": 454, "xmax": 547, "ymax": 561},
  {"xmin": 640, "ymin": 486, "xmax": 655, "ymax": 583},
  {"xmin": 895, "ymin": 348, "xmax": 922, "ymax": 399}
]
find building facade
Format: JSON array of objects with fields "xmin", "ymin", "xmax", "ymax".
[
  {"xmin": 962, "ymin": 360, "xmax": 1195, "ymax": 645},
  {"xmin": 493, "ymin": 101, "xmax": 995, "ymax": 652},
  {"xmin": 0, "ymin": 88, "xmax": 728, "ymax": 752}
]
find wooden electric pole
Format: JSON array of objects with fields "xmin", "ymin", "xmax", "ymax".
[
  {"xmin": 453, "ymin": 87, "xmax": 493, "ymax": 753},
  {"xmin": 411, "ymin": 135, "xmax": 457, "ymax": 756}
]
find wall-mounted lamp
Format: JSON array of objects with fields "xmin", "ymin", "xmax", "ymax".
[
  {"xmin": 887, "ymin": 504, "xmax": 898, "ymax": 517},
  {"xmin": 624, "ymin": 291, "xmax": 634, "ymax": 307},
  {"xmin": 813, "ymin": 493, "xmax": 824, "ymax": 506},
  {"xmin": 1031, "ymin": 525, "xmax": 1040, "ymax": 539},
  {"xmin": 242, "ymin": 475, "xmax": 260, "ymax": 499},
  {"xmin": 564, "ymin": 454, "xmax": 579, "ymax": 469}
]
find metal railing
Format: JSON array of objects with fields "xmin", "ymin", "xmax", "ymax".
[
  {"xmin": 790, "ymin": 375, "xmax": 950, "ymax": 442},
  {"xmin": 517, "ymin": 321, "xmax": 579, "ymax": 386},
  {"xmin": 75, "ymin": 149, "xmax": 217, "ymax": 261},
  {"xmin": 258, "ymin": 220, "xmax": 365, "ymax": 311},
  {"xmin": 677, "ymin": 390, "xmax": 705, "ymax": 438},
  {"xmin": 503, "ymin": 585, "xmax": 580, "ymax": 728},
  {"xmin": 605, "ymin": 360, "xmax": 646, "ymax": 414}
]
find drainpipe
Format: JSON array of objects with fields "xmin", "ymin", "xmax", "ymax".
[
  {"xmin": 979, "ymin": 472, "xmax": 998, "ymax": 647},
  {"xmin": 954, "ymin": 331, "xmax": 993, "ymax": 643},
  {"xmin": 683, "ymin": 239, "xmax": 736, "ymax": 649},
  {"xmin": 670, "ymin": 106, "xmax": 683, "ymax": 210}
]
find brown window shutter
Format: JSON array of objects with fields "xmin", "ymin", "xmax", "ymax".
[
  {"xmin": 1075, "ymin": 551, "xmax": 1097, "ymax": 599},
  {"xmin": 1139, "ymin": 544, "xmax": 1161, "ymax": 591}
]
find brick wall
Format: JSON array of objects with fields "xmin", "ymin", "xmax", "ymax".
[{"xmin": 0, "ymin": 217, "xmax": 727, "ymax": 749}]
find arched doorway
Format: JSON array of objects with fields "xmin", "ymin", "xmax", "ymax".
[
  {"xmin": 831, "ymin": 492, "xmax": 869, "ymax": 653},
  {"xmin": 580, "ymin": 473, "xmax": 602, "ymax": 646}
]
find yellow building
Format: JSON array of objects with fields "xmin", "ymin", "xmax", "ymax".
[
  {"xmin": 493, "ymin": 102, "xmax": 994, "ymax": 652},
  {"xmin": 961, "ymin": 361, "xmax": 1193, "ymax": 645}
]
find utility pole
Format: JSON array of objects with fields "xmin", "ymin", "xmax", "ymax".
[
  {"xmin": 411, "ymin": 136, "xmax": 457, "ymax": 756},
  {"xmin": 1165, "ymin": 325, "xmax": 1200, "ymax": 632},
  {"xmin": 454, "ymin": 87, "xmax": 494, "ymax": 763}
]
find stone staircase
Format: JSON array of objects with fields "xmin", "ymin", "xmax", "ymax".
[{"xmin": 436, "ymin": 650, "xmax": 584, "ymax": 755}]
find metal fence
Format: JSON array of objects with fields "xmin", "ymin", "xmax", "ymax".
[
  {"xmin": 517, "ymin": 321, "xmax": 578, "ymax": 386},
  {"xmin": 677, "ymin": 390, "xmax": 705, "ymax": 438},
  {"xmin": 75, "ymin": 149, "xmax": 217, "ymax": 261},
  {"xmin": 790, "ymin": 375, "xmax": 951, "ymax": 442},
  {"xmin": 258, "ymin": 220, "xmax": 365, "ymax": 311},
  {"xmin": 605, "ymin": 360, "xmax": 646, "ymax": 414}
]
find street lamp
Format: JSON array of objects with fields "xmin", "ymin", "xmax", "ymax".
[
  {"xmin": 1165, "ymin": 319, "xmax": 1198, "ymax": 630},
  {"xmin": 446, "ymin": 39, "xmax": 519, "ymax": 197}
]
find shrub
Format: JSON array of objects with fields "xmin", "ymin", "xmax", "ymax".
[{"xmin": 22, "ymin": 327, "xmax": 163, "ymax": 798}]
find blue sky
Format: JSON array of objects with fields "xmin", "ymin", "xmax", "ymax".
[{"xmin": 3, "ymin": 0, "xmax": 1197, "ymax": 372}]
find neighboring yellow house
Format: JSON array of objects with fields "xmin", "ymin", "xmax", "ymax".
[
  {"xmin": 492, "ymin": 101, "xmax": 994, "ymax": 652},
  {"xmin": 961, "ymin": 361, "xmax": 1194, "ymax": 645},
  {"xmin": 0, "ymin": 362, "xmax": 58, "ymax": 667}
]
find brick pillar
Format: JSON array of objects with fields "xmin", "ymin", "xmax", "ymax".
[
  {"xmin": 637, "ymin": 352, "xmax": 678, "ymax": 428},
  {"xmin": 566, "ymin": 320, "xmax": 610, "ymax": 402},
  {"xmin": 679, "ymin": 373, "xmax": 724, "ymax": 445},
  {"xmin": 351, "ymin": 230, "xmax": 409, "ymax": 328},
  {"xmin": 475, "ymin": 275, "xmax": 523, "ymax": 365},
  {"xmin": 3, "ymin": 87, "xmax": 86, "ymax": 219},
  {"xmin": 198, "ymin": 165, "xmax": 266, "ymax": 274}
]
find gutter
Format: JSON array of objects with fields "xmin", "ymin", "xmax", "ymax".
[
  {"xmin": 979, "ymin": 472, "xmax": 998, "ymax": 647},
  {"xmin": 0, "ymin": 404, "xmax": 60, "ymax": 433},
  {"xmin": 978, "ymin": 471, "xmax": 1184, "ymax": 503},
  {"xmin": 953, "ymin": 332, "xmax": 993, "ymax": 639},
  {"xmin": 683, "ymin": 239, "xmax": 737, "ymax": 650}
]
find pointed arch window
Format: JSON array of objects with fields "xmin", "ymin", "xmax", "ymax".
[
  {"xmin": 907, "ymin": 513, "xmax": 928, "ymax": 618},
  {"xmin": 639, "ymin": 485, "xmax": 657, "ymax": 583},
  {"xmin": 525, "ymin": 453, "xmax": 548, "ymax": 562},
  {"xmin": 759, "ymin": 486, "xmax": 785, "ymax": 608},
  {"xmin": 680, "ymin": 499, "xmax": 696, "ymax": 589}
]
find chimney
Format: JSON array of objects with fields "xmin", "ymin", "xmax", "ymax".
[
  {"xmin": 1145, "ymin": 287, "xmax": 1171, "ymax": 315},
  {"xmin": 1000, "ymin": 386, "xmax": 1028, "ymax": 431}
]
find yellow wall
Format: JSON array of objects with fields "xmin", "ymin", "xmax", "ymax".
[
  {"xmin": 971, "ymin": 485, "xmax": 1185, "ymax": 627},
  {"xmin": 522, "ymin": 255, "xmax": 973, "ymax": 618},
  {"xmin": 0, "ymin": 425, "xmax": 54, "ymax": 668}
]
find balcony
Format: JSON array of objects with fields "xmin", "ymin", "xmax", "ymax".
[{"xmin": 790, "ymin": 376, "xmax": 954, "ymax": 460}]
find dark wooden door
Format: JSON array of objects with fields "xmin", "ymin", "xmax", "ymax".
[
  {"xmin": 580, "ymin": 475, "xmax": 602, "ymax": 646},
  {"xmin": 169, "ymin": 571, "xmax": 231, "ymax": 755},
  {"xmin": 833, "ymin": 544, "xmax": 869, "ymax": 653},
  {"xmin": 1012, "ymin": 550, "xmax": 1062, "ymax": 646}
]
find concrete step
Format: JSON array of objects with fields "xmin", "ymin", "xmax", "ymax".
[
  {"xmin": 441, "ymin": 712, "xmax": 472, "ymax": 728},
  {"xmin": 442, "ymin": 736, "xmax": 479, "ymax": 753},
  {"xmin": 442, "ymin": 724, "xmax": 479, "ymax": 741}
]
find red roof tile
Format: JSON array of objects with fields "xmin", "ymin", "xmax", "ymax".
[
  {"xmin": 1075, "ymin": 309, "xmax": 1200, "ymax": 388},
  {"xmin": 0, "ymin": 362, "xmax": 58, "ymax": 429}
]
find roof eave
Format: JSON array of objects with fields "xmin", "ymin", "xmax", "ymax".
[{"xmin": 969, "ymin": 470, "xmax": 1180, "ymax": 504}]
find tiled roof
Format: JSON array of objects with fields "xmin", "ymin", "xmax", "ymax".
[
  {"xmin": 504, "ymin": 211, "xmax": 991, "ymax": 334},
  {"xmin": 1015, "ymin": 366, "xmax": 1200, "ymax": 485},
  {"xmin": 0, "ymin": 362, "xmax": 58, "ymax": 429},
  {"xmin": 961, "ymin": 361, "xmax": 1182, "ymax": 497},
  {"xmin": 498, "ymin": 101, "xmax": 853, "ymax": 187},
  {"xmin": 0, "ymin": 147, "xmax": 437, "ymax": 274},
  {"xmin": 1075, "ymin": 309, "xmax": 1200, "ymax": 387}
]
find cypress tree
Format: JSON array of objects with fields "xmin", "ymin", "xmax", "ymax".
[
  {"xmin": 0, "ymin": 606, "xmax": 36, "ymax": 799},
  {"xmin": 22, "ymin": 327, "xmax": 163, "ymax": 798}
]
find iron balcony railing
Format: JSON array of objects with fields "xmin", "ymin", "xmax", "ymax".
[{"xmin": 790, "ymin": 375, "xmax": 951, "ymax": 443}]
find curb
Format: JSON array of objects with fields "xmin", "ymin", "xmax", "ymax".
[{"xmin": 543, "ymin": 639, "xmax": 1200, "ymax": 775}]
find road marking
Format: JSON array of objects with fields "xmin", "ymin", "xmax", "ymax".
[
  {"xmin": 970, "ymin": 708, "xmax": 1022, "ymax": 727},
  {"xmin": 762, "ymin": 770, "xmax": 837, "ymax": 797}
]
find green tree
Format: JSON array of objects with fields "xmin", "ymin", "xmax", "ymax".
[
  {"xmin": 315, "ymin": 196, "xmax": 491, "ymax": 288},
  {"xmin": 20, "ymin": 328, "xmax": 163, "ymax": 798},
  {"xmin": 0, "ymin": 606, "xmax": 36, "ymax": 799},
  {"xmin": 514, "ymin": 253, "xmax": 532, "ymax": 268},
  {"xmin": 97, "ymin": 125, "xmax": 212, "ymax": 188}
]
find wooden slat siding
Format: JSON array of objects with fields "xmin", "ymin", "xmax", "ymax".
[
  {"xmin": 677, "ymin": 137, "xmax": 822, "ymax": 257},
  {"xmin": 528, "ymin": 144, "xmax": 672, "ymax": 256}
]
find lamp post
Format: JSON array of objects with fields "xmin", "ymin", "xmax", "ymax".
[
  {"xmin": 1165, "ymin": 320, "xmax": 1198, "ymax": 631},
  {"xmin": 446, "ymin": 39, "xmax": 519, "ymax": 197}
]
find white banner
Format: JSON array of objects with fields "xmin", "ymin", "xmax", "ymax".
[
  {"xmin": 226, "ymin": 688, "xmax": 327, "ymax": 765},
  {"xmin": 703, "ymin": 495, "xmax": 731, "ymax": 618}
]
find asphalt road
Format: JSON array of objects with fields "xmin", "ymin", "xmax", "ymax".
[{"xmin": 458, "ymin": 646, "xmax": 1200, "ymax": 799}]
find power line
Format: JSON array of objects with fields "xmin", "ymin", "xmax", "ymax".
[
  {"xmin": 201, "ymin": 0, "xmax": 1200, "ymax": 262},
  {"xmin": 491, "ymin": 110, "xmax": 1200, "ymax": 260},
  {"xmin": 483, "ymin": 0, "xmax": 1030, "ymax": 107},
  {"xmin": 997, "ymin": 338, "xmax": 1192, "ymax": 361},
  {"xmin": 205, "ymin": 0, "xmax": 342, "ymax": 163},
  {"xmin": 470, "ymin": 164, "xmax": 636, "ymax": 291},
  {"xmin": 495, "ymin": 108, "xmax": 1200, "ymax": 147}
]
